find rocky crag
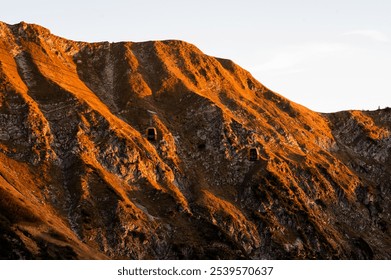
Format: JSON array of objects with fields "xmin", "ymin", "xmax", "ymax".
[{"xmin": 0, "ymin": 22, "xmax": 390, "ymax": 259}]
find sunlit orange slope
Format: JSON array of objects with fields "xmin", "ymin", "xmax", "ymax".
[{"xmin": 0, "ymin": 21, "xmax": 390, "ymax": 259}]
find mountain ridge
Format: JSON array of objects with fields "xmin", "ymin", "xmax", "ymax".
[{"xmin": 0, "ymin": 21, "xmax": 390, "ymax": 259}]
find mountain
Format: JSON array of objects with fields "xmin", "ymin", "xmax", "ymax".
[{"xmin": 0, "ymin": 21, "xmax": 390, "ymax": 259}]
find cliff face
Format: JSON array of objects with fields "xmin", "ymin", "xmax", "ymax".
[{"xmin": 0, "ymin": 21, "xmax": 390, "ymax": 259}]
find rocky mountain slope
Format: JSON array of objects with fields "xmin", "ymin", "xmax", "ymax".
[{"xmin": 0, "ymin": 21, "xmax": 390, "ymax": 259}]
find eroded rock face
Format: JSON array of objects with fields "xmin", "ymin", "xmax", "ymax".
[{"xmin": 0, "ymin": 21, "xmax": 390, "ymax": 259}]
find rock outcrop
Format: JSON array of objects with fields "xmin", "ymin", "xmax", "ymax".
[{"xmin": 0, "ymin": 21, "xmax": 390, "ymax": 259}]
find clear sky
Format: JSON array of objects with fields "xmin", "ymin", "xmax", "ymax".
[{"xmin": 1, "ymin": 0, "xmax": 390, "ymax": 112}]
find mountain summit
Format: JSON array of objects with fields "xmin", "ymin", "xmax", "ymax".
[{"xmin": 0, "ymin": 21, "xmax": 390, "ymax": 259}]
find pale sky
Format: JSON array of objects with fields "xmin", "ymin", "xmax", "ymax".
[{"xmin": 1, "ymin": 0, "xmax": 390, "ymax": 112}]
